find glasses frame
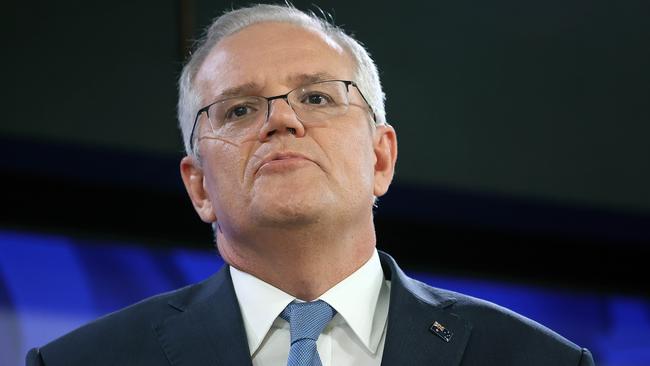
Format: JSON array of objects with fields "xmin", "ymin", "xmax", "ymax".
[{"xmin": 189, "ymin": 80, "xmax": 376, "ymax": 151}]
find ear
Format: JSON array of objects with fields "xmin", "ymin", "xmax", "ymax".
[
  {"xmin": 372, "ymin": 124, "xmax": 398, "ymax": 197},
  {"xmin": 180, "ymin": 156, "xmax": 217, "ymax": 223}
]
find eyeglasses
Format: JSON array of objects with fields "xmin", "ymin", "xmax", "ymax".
[{"xmin": 189, "ymin": 80, "xmax": 375, "ymax": 150}]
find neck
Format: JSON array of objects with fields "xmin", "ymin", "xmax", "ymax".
[{"xmin": 217, "ymin": 217, "xmax": 376, "ymax": 301}]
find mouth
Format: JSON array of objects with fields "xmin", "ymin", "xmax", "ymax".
[{"xmin": 255, "ymin": 151, "xmax": 316, "ymax": 175}]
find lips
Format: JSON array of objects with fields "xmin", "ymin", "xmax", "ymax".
[{"xmin": 255, "ymin": 151, "xmax": 315, "ymax": 174}]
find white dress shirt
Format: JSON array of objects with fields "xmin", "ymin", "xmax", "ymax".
[{"xmin": 230, "ymin": 250, "xmax": 391, "ymax": 366}]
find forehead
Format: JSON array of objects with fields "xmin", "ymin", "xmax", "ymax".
[{"xmin": 195, "ymin": 22, "xmax": 356, "ymax": 100}]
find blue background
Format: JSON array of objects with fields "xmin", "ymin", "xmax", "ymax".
[{"xmin": 2, "ymin": 229, "xmax": 648, "ymax": 366}]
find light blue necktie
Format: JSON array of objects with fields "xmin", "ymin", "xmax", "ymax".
[{"xmin": 280, "ymin": 300, "xmax": 336, "ymax": 366}]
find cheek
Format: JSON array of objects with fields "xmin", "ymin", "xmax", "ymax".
[
  {"xmin": 330, "ymin": 132, "xmax": 376, "ymax": 190},
  {"xmin": 201, "ymin": 144, "xmax": 251, "ymax": 204}
]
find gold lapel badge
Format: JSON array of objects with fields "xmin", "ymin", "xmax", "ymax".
[{"xmin": 429, "ymin": 320, "xmax": 453, "ymax": 342}]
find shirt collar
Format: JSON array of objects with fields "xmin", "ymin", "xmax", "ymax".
[
  {"xmin": 230, "ymin": 249, "xmax": 388, "ymax": 356},
  {"xmin": 230, "ymin": 264, "xmax": 295, "ymax": 356},
  {"xmin": 319, "ymin": 249, "xmax": 388, "ymax": 353}
]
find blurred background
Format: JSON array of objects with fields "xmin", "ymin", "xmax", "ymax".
[{"xmin": 4, "ymin": 0, "xmax": 649, "ymax": 365}]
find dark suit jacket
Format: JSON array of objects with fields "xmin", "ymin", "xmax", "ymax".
[{"xmin": 26, "ymin": 251, "xmax": 595, "ymax": 365}]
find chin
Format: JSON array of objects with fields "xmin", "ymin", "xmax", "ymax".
[{"xmin": 250, "ymin": 191, "xmax": 333, "ymax": 228}]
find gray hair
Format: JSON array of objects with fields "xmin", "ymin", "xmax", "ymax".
[{"xmin": 177, "ymin": 3, "xmax": 386, "ymax": 159}]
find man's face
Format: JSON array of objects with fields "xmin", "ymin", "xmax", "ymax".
[{"xmin": 186, "ymin": 22, "xmax": 395, "ymax": 238}]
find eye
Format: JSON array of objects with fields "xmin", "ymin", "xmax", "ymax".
[
  {"xmin": 301, "ymin": 93, "xmax": 332, "ymax": 106},
  {"xmin": 225, "ymin": 104, "xmax": 256, "ymax": 121}
]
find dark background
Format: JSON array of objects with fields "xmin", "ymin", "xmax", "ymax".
[{"xmin": 6, "ymin": 0, "xmax": 649, "ymax": 295}]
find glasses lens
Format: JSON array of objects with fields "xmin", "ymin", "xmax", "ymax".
[
  {"xmin": 289, "ymin": 81, "xmax": 350, "ymax": 124},
  {"xmin": 197, "ymin": 81, "xmax": 354, "ymax": 144},
  {"xmin": 207, "ymin": 96, "xmax": 267, "ymax": 139}
]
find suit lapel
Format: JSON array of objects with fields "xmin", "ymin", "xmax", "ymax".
[
  {"xmin": 151, "ymin": 252, "xmax": 471, "ymax": 366},
  {"xmin": 379, "ymin": 252, "xmax": 473, "ymax": 366},
  {"xmin": 153, "ymin": 266, "xmax": 252, "ymax": 366}
]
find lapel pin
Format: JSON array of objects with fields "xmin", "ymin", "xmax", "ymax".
[{"xmin": 429, "ymin": 321, "xmax": 453, "ymax": 342}]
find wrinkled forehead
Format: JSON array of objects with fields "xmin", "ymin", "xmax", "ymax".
[{"xmin": 195, "ymin": 22, "xmax": 356, "ymax": 101}]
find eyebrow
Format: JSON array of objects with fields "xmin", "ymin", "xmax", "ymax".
[
  {"xmin": 218, "ymin": 82, "xmax": 260, "ymax": 99},
  {"xmin": 286, "ymin": 71, "xmax": 339, "ymax": 85},
  {"xmin": 216, "ymin": 72, "xmax": 339, "ymax": 99}
]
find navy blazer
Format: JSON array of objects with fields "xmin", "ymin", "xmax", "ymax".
[{"xmin": 26, "ymin": 251, "xmax": 595, "ymax": 365}]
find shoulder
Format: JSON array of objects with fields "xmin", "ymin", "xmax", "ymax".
[
  {"xmin": 408, "ymin": 276, "xmax": 593, "ymax": 365},
  {"xmin": 433, "ymin": 283, "xmax": 574, "ymax": 346},
  {"xmin": 31, "ymin": 272, "xmax": 220, "ymax": 366},
  {"xmin": 378, "ymin": 251, "xmax": 593, "ymax": 365}
]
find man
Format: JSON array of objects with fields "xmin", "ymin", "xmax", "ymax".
[{"xmin": 27, "ymin": 4, "xmax": 595, "ymax": 366}]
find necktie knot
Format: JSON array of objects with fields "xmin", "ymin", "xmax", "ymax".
[{"xmin": 280, "ymin": 300, "xmax": 336, "ymax": 345}]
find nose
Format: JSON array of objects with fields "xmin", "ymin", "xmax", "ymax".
[{"xmin": 257, "ymin": 97, "xmax": 306, "ymax": 141}]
